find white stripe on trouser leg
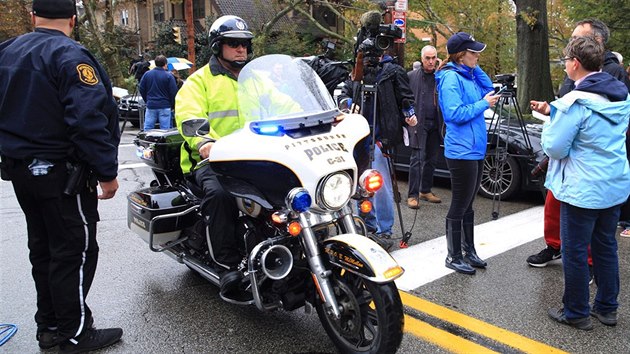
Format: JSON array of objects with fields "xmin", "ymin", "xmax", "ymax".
[{"xmin": 71, "ymin": 194, "xmax": 90, "ymax": 340}]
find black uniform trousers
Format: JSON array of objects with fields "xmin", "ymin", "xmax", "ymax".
[
  {"xmin": 5, "ymin": 158, "xmax": 99, "ymax": 341},
  {"xmin": 193, "ymin": 164, "xmax": 240, "ymax": 270}
]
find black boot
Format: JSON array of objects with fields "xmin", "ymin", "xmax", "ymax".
[
  {"xmin": 445, "ymin": 218, "xmax": 475, "ymax": 275},
  {"xmin": 462, "ymin": 211, "xmax": 487, "ymax": 268}
]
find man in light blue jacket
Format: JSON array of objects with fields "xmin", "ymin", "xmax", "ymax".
[{"xmin": 534, "ymin": 36, "xmax": 630, "ymax": 330}]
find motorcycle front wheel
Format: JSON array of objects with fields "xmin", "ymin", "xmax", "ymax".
[{"xmin": 315, "ymin": 269, "xmax": 404, "ymax": 354}]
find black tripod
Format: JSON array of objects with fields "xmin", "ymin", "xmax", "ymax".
[
  {"xmin": 120, "ymin": 84, "xmax": 141, "ymax": 133},
  {"xmin": 486, "ymin": 87, "xmax": 533, "ymax": 219},
  {"xmin": 357, "ymin": 72, "xmax": 411, "ymax": 246}
]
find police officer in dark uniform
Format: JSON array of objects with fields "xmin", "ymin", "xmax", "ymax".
[{"xmin": 0, "ymin": 0, "xmax": 123, "ymax": 352}]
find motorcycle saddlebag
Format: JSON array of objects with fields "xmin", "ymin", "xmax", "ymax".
[
  {"xmin": 134, "ymin": 128, "xmax": 184, "ymax": 173},
  {"xmin": 127, "ymin": 185, "xmax": 196, "ymax": 247}
]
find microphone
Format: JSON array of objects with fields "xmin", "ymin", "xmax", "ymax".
[{"xmin": 360, "ymin": 11, "xmax": 382, "ymax": 33}]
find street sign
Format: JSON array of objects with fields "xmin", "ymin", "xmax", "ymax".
[
  {"xmin": 393, "ymin": 11, "xmax": 406, "ymax": 43},
  {"xmin": 395, "ymin": 0, "xmax": 408, "ymax": 12}
]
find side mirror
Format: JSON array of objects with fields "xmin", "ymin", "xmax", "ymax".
[{"xmin": 181, "ymin": 118, "xmax": 209, "ymax": 137}]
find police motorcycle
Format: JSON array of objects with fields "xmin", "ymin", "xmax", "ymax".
[{"xmin": 127, "ymin": 54, "xmax": 404, "ymax": 353}]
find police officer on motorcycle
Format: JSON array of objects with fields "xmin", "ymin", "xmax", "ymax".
[
  {"xmin": 175, "ymin": 15, "xmax": 254, "ymax": 303},
  {"xmin": 0, "ymin": 0, "xmax": 122, "ymax": 351}
]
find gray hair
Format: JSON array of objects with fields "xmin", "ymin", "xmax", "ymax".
[
  {"xmin": 412, "ymin": 61, "xmax": 421, "ymax": 70},
  {"xmin": 421, "ymin": 45, "xmax": 437, "ymax": 57}
]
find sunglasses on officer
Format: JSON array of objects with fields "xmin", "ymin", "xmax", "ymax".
[{"xmin": 224, "ymin": 38, "xmax": 251, "ymax": 49}]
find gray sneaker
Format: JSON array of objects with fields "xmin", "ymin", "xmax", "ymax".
[
  {"xmin": 591, "ymin": 308, "xmax": 617, "ymax": 326},
  {"xmin": 548, "ymin": 308, "xmax": 593, "ymax": 331}
]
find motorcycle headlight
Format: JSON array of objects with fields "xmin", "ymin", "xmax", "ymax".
[{"xmin": 316, "ymin": 172, "xmax": 353, "ymax": 210}]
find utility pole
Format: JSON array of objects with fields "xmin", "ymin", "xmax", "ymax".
[{"xmin": 185, "ymin": 0, "xmax": 195, "ymax": 72}]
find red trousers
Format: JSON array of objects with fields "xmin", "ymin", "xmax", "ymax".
[{"xmin": 544, "ymin": 191, "xmax": 592, "ymax": 265}]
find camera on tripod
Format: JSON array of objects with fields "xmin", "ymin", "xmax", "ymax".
[{"xmin": 495, "ymin": 73, "xmax": 516, "ymax": 92}]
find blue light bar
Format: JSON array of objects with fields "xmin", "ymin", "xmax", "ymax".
[
  {"xmin": 291, "ymin": 190, "xmax": 312, "ymax": 212},
  {"xmin": 258, "ymin": 125, "xmax": 280, "ymax": 134}
]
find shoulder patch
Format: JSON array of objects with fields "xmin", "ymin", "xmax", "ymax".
[{"xmin": 76, "ymin": 63, "xmax": 99, "ymax": 85}]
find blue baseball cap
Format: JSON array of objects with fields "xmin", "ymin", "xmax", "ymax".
[{"xmin": 446, "ymin": 32, "xmax": 486, "ymax": 55}]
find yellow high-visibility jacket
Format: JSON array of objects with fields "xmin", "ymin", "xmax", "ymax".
[{"xmin": 175, "ymin": 57, "xmax": 246, "ymax": 174}]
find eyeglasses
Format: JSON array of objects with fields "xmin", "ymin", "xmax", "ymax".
[
  {"xmin": 224, "ymin": 38, "xmax": 250, "ymax": 49},
  {"xmin": 560, "ymin": 56, "xmax": 574, "ymax": 63}
]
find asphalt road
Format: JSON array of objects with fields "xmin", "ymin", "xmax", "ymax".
[{"xmin": 1, "ymin": 125, "xmax": 629, "ymax": 353}]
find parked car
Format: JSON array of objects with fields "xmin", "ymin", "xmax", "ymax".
[
  {"xmin": 118, "ymin": 93, "xmax": 144, "ymax": 128},
  {"xmin": 392, "ymin": 110, "xmax": 547, "ymax": 200},
  {"xmin": 118, "ymin": 94, "xmax": 176, "ymax": 129}
]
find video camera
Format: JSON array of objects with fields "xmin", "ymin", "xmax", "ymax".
[
  {"xmin": 356, "ymin": 11, "xmax": 402, "ymax": 59},
  {"xmin": 495, "ymin": 73, "xmax": 516, "ymax": 90}
]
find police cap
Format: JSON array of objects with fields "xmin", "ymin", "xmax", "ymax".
[{"xmin": 32, "ymin": 0, "xmax": 76, "ymax": 19}]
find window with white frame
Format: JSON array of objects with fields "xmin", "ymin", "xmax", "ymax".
[{"xmin": 121, "ymin": 9, "xmax": 129, "ymax": 26}]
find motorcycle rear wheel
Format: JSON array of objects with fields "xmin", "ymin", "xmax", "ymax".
[{"xmin": 315, "ymin": 269, "xmax": 404, "ymax": 354}]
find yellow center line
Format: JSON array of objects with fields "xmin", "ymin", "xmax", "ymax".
[
  {"xmin": 400, "ymin": 291, "xmax": 568, "ymax": 354},
  {"xmin": 404, "ymin": 314, "xmax": 499, "ymax": 354}
]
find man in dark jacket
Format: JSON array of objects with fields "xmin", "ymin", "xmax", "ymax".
[
  {"xmin": 340, "ymin": 52, "xmax": 416, "ymax": 250},
  {"xmin": 527, "ymin": 18, "xmax": 630, "ymax": 274},
  {"xmin": 558, "ymin": 19, "xmax": 630, "ymax": 96},
  {"xmin": 139, "ymin": 54, "xmax": 178, "ymax": 130},
  {"xmin": 406, "ymin": 45, "xmax": 442, "ymax": 209},
  {"xmin": 0, "ymin": 0, "xmax": 122, "ymax": 351}
]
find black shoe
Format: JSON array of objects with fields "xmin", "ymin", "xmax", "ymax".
[
  {"xmin": 527, "ymin": 246, "xmax": 561, "ymax": 267},
  {"xmin": 547, "ymin": 308, "xmax": 593, "ymax": 331},
  {"xmin": 591, "ymin": 308, "xmax": 617, "ymax": 326},
  {"xmin": 36, "ymin": 328, "xmax": 60, "ymax": 349},
  {"xmin": 445, "ymin": 257, "xmax": 476, "ymax": 275},
  {"xmin": 59, "ymin": 327, "xmax": 123, "ymax": 354},
  {"xmin": 219, "ymin": 270, "xmax": 253, "ymax": 303},
  {"xmin": 367, "ymin": 233, "xmax": 393, "ymax": 251}
]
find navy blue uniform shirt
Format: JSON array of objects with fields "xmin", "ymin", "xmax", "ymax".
[{"xmin": 0, "ymin": 28, "xmax": 120, "ymax": 181}]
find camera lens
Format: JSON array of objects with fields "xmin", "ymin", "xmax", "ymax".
[{"xmin": 375, "ymin": 35, "xmax": 392, "ymax": 50}]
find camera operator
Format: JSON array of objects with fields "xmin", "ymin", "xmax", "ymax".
[{"xmin": 338, "ymin": 11, "xmax": 417, "ymax": 250}]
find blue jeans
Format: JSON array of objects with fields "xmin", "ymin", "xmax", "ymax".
[
  {"xmin": 144, "ymin": 107, "xmax": 172, "ymax": 130},
  {"xmin": 560, "ymin": 202, "xmax": 620, "ymax": 319},
  {"xmin": 408, "ymin": 119, "xmax": 440, "ymax": 196},
  {"xmin": 360, "ymin": 144, "xmax": 395, "ymax": 235}
]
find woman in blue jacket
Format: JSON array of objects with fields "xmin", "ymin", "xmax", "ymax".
[{"xmin": 436, "ymin": 32, "xmax": 500, "ymax": 274}]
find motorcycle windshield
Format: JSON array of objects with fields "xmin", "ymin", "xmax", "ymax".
[{"xmin": 237, "ymin": 54, "xmax": 338, "ymax": 124}]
